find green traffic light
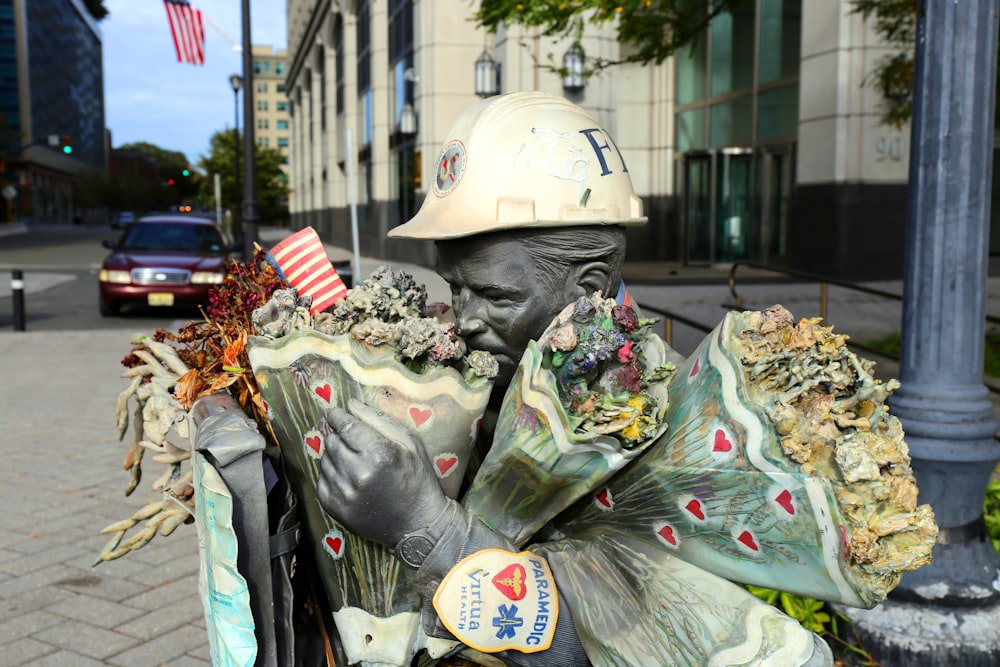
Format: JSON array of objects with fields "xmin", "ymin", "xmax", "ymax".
[
  {"xmin": 62, "ymin": 145, "xmax": 72, "ymax": 155},
  {"xmin": 182, "ymin": 169, "xmax": 190, "ymax": 176}
]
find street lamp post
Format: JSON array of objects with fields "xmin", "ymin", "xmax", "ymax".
[
  {"xmin": 240, "ymin": 0, "xmax": 258, "ymax": 261},
  {"xmin": 842, "ymin": 1, "xmax": 1000, "ymax": 663},
  {"xmin": 229, "ymin": 73, "xmax": 242, "ymax": 252}
]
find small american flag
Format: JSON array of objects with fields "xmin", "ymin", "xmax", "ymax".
[
  {"xmin": 268, "ymin": 227, "xmax": 348, "ymax": 315},
  {"xmin": 164, "ymin": 0, "xmax": 205, "ymax": 66}
]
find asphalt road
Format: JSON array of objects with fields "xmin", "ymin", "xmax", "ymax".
[{"xmin": 0, "ymin": 224, "xmax": 206, "ymax": 333}]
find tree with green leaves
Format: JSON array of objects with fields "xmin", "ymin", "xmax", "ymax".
[
  {"xmin": 117, "ymin": 141, "xmax": 200, "ymax": 206},
  {"xmin": 850, "ymin": 0, "xmax": 916, "ymax": 128},
  {"xmin": 197, "ymin": 129, "xmax": 288, "ymax": 225},
  {"xmin": 475, "ymin": 0, "xmax": 750, "ymax": 75},
  {"xmin": 82, "ymin": 0, "xmax": 109, "ymax": 21}
]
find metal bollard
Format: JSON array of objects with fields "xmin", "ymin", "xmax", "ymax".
[{"xmin": 11, "ymin": 269, "xmax": 24, "ymax": 331}]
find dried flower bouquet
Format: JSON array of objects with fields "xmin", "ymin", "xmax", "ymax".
[
  {"xmin": 462, "ymin": 293, "xmax": 675, "ymax": 547},
  {"xmin": 552, "ymin": 305, "xmax": 937, "ymax": 608}
]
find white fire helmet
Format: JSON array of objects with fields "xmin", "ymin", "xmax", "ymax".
[{"xmin": 388, "ymin": 91, "xmax": 646, "ymax": 240}]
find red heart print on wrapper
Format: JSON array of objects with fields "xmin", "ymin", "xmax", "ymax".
[
  {"xmin": 314, "ymin": 383, "xmax": 332, "ymax": 403},
  {"xmin": 736, "ymin": 530, "xmax": 760, "ymax": 552},
  {"xmin": 712, "ymin": 428, "xmax": 733, "ymax": 453},
  {"xmin": 593, "ymin": 487, "xmax": 614, "ymax": 511},
  {"xmin": 409, "ymin": 406, "xmax": 432, "ymax": 427},
  {"xmin": 492, "ymin": 563, "xmax": 527, "ymax": 601},
  {"xmin": 303, "ymin": 429, "xmax": 323, "ymax": 459},
  {"xmin": 685, "ymin": 498, "xmax": 706, "ymax": 521},
  {"xmin": 775, "ymin": 489, "xmax": 796, "ymax": 515},
  {"xmin": 655, "ymin": 522, "xmax": 679, "ymax": 548},
  {"xmin": 434, "ymin": 454, "xmax": 458, "ymax": 478},
  {"xmin": 323, "ymin": 528, "xmax": 345, "ymax": 560}
]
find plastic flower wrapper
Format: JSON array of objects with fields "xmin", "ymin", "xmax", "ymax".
[
  {"xmin": 462, "ymin": 293, "xmax": 674, "ymax": 547},
  {"xmin": 247, "ymin": 266, "xmax": 497, "ymax": 666},
  {"xmin": 551, "ymin": 305, "xmax": 937, "ymax": 609}
]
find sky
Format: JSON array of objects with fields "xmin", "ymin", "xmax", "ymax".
[{"xmin": 102, "ymin": 0, "xmax": 288, "ymax": 165}]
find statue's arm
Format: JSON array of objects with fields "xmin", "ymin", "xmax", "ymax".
[{"xmin": 408, "ymin": 500, "xmax": 591, "ymax": 666}]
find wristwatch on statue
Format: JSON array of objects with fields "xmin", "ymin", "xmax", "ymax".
[{"xmin": 395, "ymin": 529, "xmax": 439, "ymax": 569}]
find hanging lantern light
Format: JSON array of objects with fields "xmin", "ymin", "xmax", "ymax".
[
  {"xmin": 563, "ymin": 43, "xmax": 585, "ymax": 92},
  {"xmin": 400, "ymin": 103, "xmax": 417, "ymax": 135},
  {"xmin": 475, "ymin": 49, "xmax": 500, "ymax": 98}
]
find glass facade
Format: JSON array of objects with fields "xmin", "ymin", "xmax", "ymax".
[
  {"xmin": 0, "ymin": 0, "xmax": 19, "ymax": 149},
  {"xmin": 675, "ymin": 0, "xmax": 801, "ymax": 150},
  {"xmin": 25, "ymin": 0, "xmax": 104, "ymax": 167},
  {"xmin": 675, "ymin": 0, "xmax": 801, "ymax": 266}
]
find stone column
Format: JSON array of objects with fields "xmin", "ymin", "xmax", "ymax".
[{"xmin": 843, "ymin": 1, "xmax": 1000, "ymax": 664}]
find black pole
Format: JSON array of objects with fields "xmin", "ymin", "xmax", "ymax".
[
  {"xmin": 842, "ymin": 0, "xmax": 1000, "ymax": 663},
  {"xmin": 11, "ymin": 269, "xmax": 24, "ymax": 331},
  {"xmin": 233, "ymin": 87, "xmax": 242, "ymax": 253},
  {"xmin": 241, "ymin": 0, "xmax": 258, "ymax": 261}
]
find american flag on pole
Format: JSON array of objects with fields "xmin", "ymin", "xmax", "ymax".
[
  {"xmin": 268, "ymin": 227, "xmax": 348, "ymax": 315},
  {"xmin": 163, "ymin": 0, "xmax": 205, "ymax": 66}
]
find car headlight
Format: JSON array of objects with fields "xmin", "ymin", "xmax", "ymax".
[
  {"xmin": 191, "ymin": 271, "xmax": 225, "ymax": 284},
  {"xmin": 99, "ymin": 269, "xmax": 131, "ymax": 284}
]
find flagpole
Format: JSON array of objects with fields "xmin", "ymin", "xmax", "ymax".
[
  {"xmin": 202, "ymin": 14, "xmax": 240, "ymax": 51},
  {"xmin": 240, "ymin": 0, "xmax": 258, "ymax": 261}
]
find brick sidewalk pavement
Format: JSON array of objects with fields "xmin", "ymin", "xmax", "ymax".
[{"xmin": 0, "ymin": 329, "xmax": 208, "ymax": 666}]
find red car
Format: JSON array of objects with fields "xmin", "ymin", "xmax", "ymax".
[{"xmin": 99, "ymin": 215, "xmax": 233, "ymax": 316}]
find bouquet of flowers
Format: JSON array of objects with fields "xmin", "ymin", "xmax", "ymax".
[
  {"xmin": 462, "ymin": 293, "xmax": 674, "ymax": 546},
  {"xmin": 248, "ymin": 266, "xmax": 497, "ymax": 665},
  {"xmin": 551, "ymin": 305, "xmax": 938, "ymax": 608}
]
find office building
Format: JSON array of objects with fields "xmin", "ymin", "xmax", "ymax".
[
  {"xmin": 251, "ymin": 44, "xmax": 292, "ymax": 175},
  {"xmin": 284, "ymin": 0, "xmax": 990, "ymax": 281},
  {"xmin": 0, "ymin": 0, "xmax": 105, "ymax": 224}
]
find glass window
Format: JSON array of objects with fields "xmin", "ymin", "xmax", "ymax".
[
  {"xmin": 676, "ymin": 108, "xmax": 706, "ymax": 152},
  {"xmin": 709, "ymin": 96, "xmax": 753, "ymax": 147},
  {"xmin": 276, "ymin": 62, "xmax": 285, "ymax": 75},
  {"xmin": 254, "ymin": 61, "xmax": 261, "ymax": 74},
  {"xmin": 759, "ymin": 0, "xmax": 801, "ymax": 84},
  {"xmin": 277, "ymin": 83, "xmax": 286, "ymax": 93},
  {"xmin": 276, "ymin": 101, "xmax": 288, "ymax": 111},
  {"xmin": 256, "ymin": 82, "xmax": 268, "ymax": 93},
  {"xmin": 259, "ymin": 137, "xmax": 269, "ymax": 147},
  {"xmin": 757, "ymin": 84, "xmax": 799, "ymax": 140},
  {"xmin": 710, "ymin": 7, "xmax": 755, "ymax": 96},
  {"xmin": 277, "ymin": 119, "xmax": 288, "ymax": 130},
  {"xmin": 676, "ymin": 37, "xmax": 707, "ymax": 106},
  {"xmin": 357, "ymin": 0, "xmax": 371, "ymax": 94},
  {"xmin": 278, "ymin": 137, "xmax": 289, "ymax": 147},
  {"xmin": 263, "ymin": 61, "xmax": 272, "ymax": 75},
  {"xmin": 363, "ymin": 89, "xmax": 374, "ymax": 145}
]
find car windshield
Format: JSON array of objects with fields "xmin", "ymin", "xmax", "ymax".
[{"xmin": 120, "ymin": 223, "xmax": 224, "ymax": 253}]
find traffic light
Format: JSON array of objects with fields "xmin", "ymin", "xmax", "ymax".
[
  {"xmin": 60, "ymin": 135, "xmax": 72, "ymax": 155},
  {"xmin": 182, "ymin": 167, "xmax": 190, "ymax": 177},
  {"xmin": 167, "ymin": 178, "xmax": 175, "ymax": 186}
]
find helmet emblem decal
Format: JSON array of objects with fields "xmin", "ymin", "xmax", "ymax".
[{"xmin": 434, "ymin": 140, "xmax": 467, "ymax": 198}]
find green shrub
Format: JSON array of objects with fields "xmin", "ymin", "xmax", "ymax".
[{"xmin": 865, "ymin": 329, "xmax": 1000, "ymax": 378}]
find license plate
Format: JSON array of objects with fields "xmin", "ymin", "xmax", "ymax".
[{"xmin": 148, "ymin": 292, "xmax": 175, "ymax": 306}]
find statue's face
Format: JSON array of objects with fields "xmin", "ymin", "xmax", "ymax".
[{"xmin": 436, "ymin": 234, "xmax": 578, "ymax": 388}]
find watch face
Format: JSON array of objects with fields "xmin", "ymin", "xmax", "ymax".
[
  {"xmin": 433, "ymin": 140, "xmax": 467, "ymax": 198},
  {"xmin": 397, "ymin": 533, "xmax": 436, "ymax": 568}
]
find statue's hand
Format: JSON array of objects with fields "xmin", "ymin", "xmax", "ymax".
[{"xmin": 316, "ymin": 398, "xmax": 450, "ymax": 547}]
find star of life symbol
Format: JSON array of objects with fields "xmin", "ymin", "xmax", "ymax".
[{"xmin": 493, "ymin": 604, "xmax": 524, "ymax": 639}]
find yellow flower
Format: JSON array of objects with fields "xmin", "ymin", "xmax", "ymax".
[{"xmin": 621, "ymin": 395, "xmax": 649, "ymax": 442}]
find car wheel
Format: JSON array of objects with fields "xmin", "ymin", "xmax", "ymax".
[{"xmin": 100, "ymin": 299, "xmax": 120, "ymax": 317}]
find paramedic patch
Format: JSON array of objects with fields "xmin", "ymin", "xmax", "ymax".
[{"xmin": 433, "ymin": 549, "xmax": 559, "ymax": 653}]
